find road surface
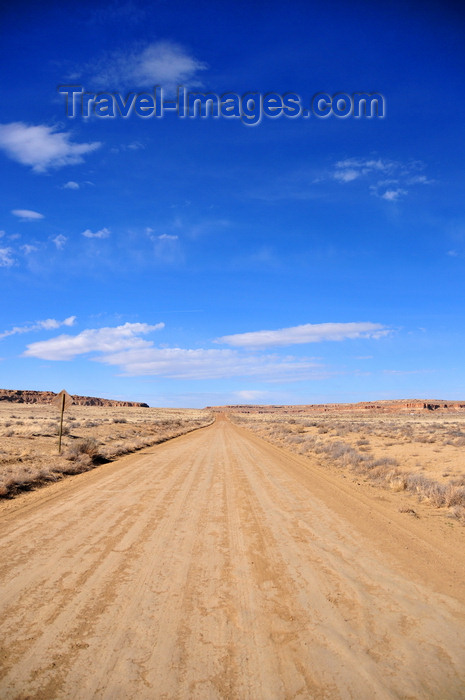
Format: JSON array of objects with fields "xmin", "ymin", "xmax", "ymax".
[{"xmin": 1, "ymin": 416, "xmax": 465, "ymax": 699}]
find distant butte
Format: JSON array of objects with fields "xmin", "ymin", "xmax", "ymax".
[
  {"xmin": 208, "ymin": 400, "xmax": 465, "ymax": 414},
  {"xmin": 0, "ymin": 389, "xmax": 149, "ymax": 408}
]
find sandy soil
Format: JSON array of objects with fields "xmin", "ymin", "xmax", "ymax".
[
  {"xmin": 1, "ymin": 416, "xmax": 465, "ymax": 699},
  {"xmin": 0, "ymin": 403, "xmax": 211, "ymax": 496}
]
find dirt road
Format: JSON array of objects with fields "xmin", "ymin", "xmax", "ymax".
[{"xmin": 1, "ymin": 417, "xmax": 465, "ymax": 699}]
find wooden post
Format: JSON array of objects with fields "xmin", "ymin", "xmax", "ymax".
[{"xmin": 58, "ymin": 391, "xmax": 65, "ymax": 454}]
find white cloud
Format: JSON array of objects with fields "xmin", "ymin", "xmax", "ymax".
[
  {"xmin": 0, "ymin": 122, "xmax": 101, "ymax": 173},
  {"xmin": 87, "ymin": 40, "xmax": 206, "ymax": 92},
  {"xmin": 333, "ymin": 168, "xmax": 360, "ymax": 183},
  {"xmin": 380, "ymin": 188, "xmax": 407, "ymax": 201},
  {"xmin": 97, "ymin": 346, "xmax": 323, "ymax": 381},
  {"xmin": 216, "ymin": 322, "xmax": 390, "ymax": 349},
  {"xmin": 158, "ymin": 234, "xmax": 179, "ymax": 241},
  {"xmin": 82, "ymin": 227, "xmax": 111, "ymax": 239},
  {"xmin": 0, "ymin": 247, "xmax": 15, "ymax": 267},
  {"xmin": 63, "ymin": 181, "xmax": 80, "ymax": 190},
  {"xmin": 12, "ymin": 209, "xmax": 44, "ymax": 221},
  {"xmin": 52, "ymin": 234, "xmax": 67, "ymax": 250},
  {"xmin": 24, "ymin": 322, "xmax": 164, "ymax": 360},
  {"xmin": 0, "ymin": 316, "xmax": 76, "ymax": 341},
  {"xmin": 20, "ymin": 319, "xmax": 326, "ymax": 381}
]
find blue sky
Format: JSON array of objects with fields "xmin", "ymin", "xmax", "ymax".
[{"xmin": 0, "ymin": 0, "xmax": 464, "ymax": 407}]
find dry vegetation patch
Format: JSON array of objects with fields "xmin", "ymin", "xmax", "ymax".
[
  {"xmin": 231, "ymin": 410, "xmax": 465, "ymax": 524},
  {"xmin": 0, "ymin": 404, "xmax": 212, "ymax": 497}
]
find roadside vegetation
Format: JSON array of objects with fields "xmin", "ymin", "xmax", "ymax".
[
  {"xmin": 231, "ymin": 410, "xmax": 465, "ymax": 524},
  {"xmin": 0, "ymin": 404, "xmax": 213, "ymax": 497}
]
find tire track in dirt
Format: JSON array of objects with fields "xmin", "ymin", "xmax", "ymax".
[{"xmin": 1, "ymin": 417, "xmax": 465, "ymax": 699}]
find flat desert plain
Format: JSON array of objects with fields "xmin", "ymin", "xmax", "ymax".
[{"xmin": 1, "ymin": 403, "xmax": 465, "ymax": 698}]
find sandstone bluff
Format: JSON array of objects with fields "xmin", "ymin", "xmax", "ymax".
[{"xmin": 0, "ymin": 389, "xmax": 149, "ymax": 408}]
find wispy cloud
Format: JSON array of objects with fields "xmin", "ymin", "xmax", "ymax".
[
  {"xmin": 147, "ymin": 216, "xmax": 230, "ymax": 240},
  {"xmin": 0, "ymin": 316, "xmax": 76, "ymax": 341},
  {"xmin": 24, "ymin": 322, "xmax": 164, "ymax": 360},
  {"xmin": 0, "ymin": 247, "xmax": 15, "ymax": 267},
  {"xmin": 333, "ymin": 158, "xmax": 395, "ymax": 181},
  {"xmin": 63, "ymin": 181, "xmax": 80, "ymax": 190},
  {"xmin": 234, "ymin": 390, "xmax": 269, "ymax": 401},
  {"xmin": 20, "ymin": 244, "xmax": 38, "ymax": 255},
  {"xmin": 82, "ymin": 227, "xmax": 111, "ymax": 239},
  {"xmin": 52, "ymin": 234, "xmax": 67, "ymax": 250},
  {"xmin": 331, "ymin": 157, "xmax": 433, "ymax": 201},
  {"xmin": 0, "ymin": 123, "xmax": 101, "ymax": 172},
  {"xmin": 216, "ymin": 322, "xmax": 390, "ymax": 349},
  {"xmin": 83, "ymin": 40, "xmax": 207, "ymax": 92},
  {"xmin": 89, "ymin": 1, "xmax": 147, "ymax": 26},
  {"xmin": 12, "ymin": 209, "xmax": 44, "ymax": 221},
  {"xmin": 382, "ymin": 369, "xmax": 431, "ymax": 375}
]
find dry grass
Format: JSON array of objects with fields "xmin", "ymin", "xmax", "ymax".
[
  {"xmin": 231, "ymin": 409, "xmax": 465, "ymax": 524},
  {"xmin": 0, "ymin": 404, "xmax": 213, "ymax": 498}
]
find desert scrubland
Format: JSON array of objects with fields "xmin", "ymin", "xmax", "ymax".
[
  {"xmin": 230, "ymin": 407, "xmax": 465, "ymax": 525},
  {"xmin": 0, "ymin": 402, "xmax": 212, "ymax": 497}
]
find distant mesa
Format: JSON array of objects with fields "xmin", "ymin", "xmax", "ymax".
[
  {"xmin": 0, "ymin": 389, "xmax": 149, "ymax": 408},
  {"xmin": 207, "ymin": 399, "xmax": 465, "ymax": 414}
]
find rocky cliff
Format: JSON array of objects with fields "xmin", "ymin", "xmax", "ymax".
[
  {"xmin": 209, "ymin": 399, "xmax": 465, "ymax": 414},
  {"xmin": 0, "ymin": 389, "xmax": 149, "ymax": 408}
]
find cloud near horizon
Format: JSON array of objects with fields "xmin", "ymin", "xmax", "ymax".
[
  {"xmin": 0, "ymin": 123, "xmax": 101, "ymax": 172},
  {"xmin": 215, "ymin": 322, "xmax": 390, "ymax": 349},
  {"xmin": 21, "ymin": 319, "xmax": 391, "ymax": 381},
  {"xmin": 97, "ymin": 346, "xmax": 323, "ymax": 381}
]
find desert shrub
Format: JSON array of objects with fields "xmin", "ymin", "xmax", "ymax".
[
  {"xmin": 65, "ymin": 438, "xmax": 101, "ymax": 463},
  {"xmin": 62, "ymin": 454, "xmax": 93, "ymax": 474},
  {"xmin": 113, "ymin": 417, "xmax": 127, "ymax": 423},
  {"xmin": 444, "ymin": 485, "xmax": 465, "ymax": 508}
]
